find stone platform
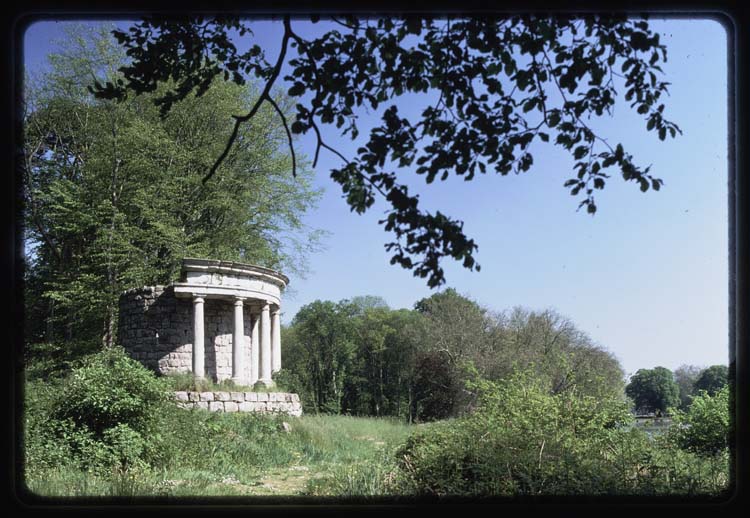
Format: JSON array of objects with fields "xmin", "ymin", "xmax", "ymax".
[{"xmin": 174, "ymin": 391, "xmax": 302, "ymax": 417}]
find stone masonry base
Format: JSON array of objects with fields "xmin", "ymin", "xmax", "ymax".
[{"xmin": 174, "ymin": 391, "xmax": 302, "ymax": 416}]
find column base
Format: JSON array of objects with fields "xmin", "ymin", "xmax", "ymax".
[{"xmin": 254, "ymin": 379, "xmax": 276, "ymax": 390}]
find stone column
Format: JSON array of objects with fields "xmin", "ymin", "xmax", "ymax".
[
  {"xmin": 258, "ymin": 302, "xmax": 273, "ymax": 387},
  {"xmin": 271, "ymin": 307, "xmax": 281, "ymax": 373},
  {"xmin": 250, "ymin": 312, "xmax": 259, "ymax": 385},
  {"xmin": 192, "ymin": 296, "xmax": 205, "ymax": 379},
  {"xmin": 232, "ymin": 297, "xmax": 244, "ymax": 384}
]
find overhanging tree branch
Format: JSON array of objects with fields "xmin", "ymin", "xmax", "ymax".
[
  {"xmin": 93, "ymin": 14, "xmax": 681, "ymax": 288},
  {"xmin": 202, "ymin": 15, "xmax": 293, "ymax": 184},
  {"xmin": 266, "ymin": 94, "xmax": 296, "ymax": 178}
]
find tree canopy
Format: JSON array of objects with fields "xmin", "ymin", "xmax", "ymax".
[
  {"xmin": 93, "ymin": 14, "xmax": 680, "ymax": 288},
  {"xmin": 694, "ymin": 364, "xmax": 729, "ymax": 396},
  {"xmin": 673, "ymin": 364, "xmax": 704, "ymax": 410},
  {"xmin": 280, "ymin": 290, "xmax": 625, "ymax": 421},
  {"xmin": 23, "ymin": 24, "xmax": 323, "ymax": 347},
  {"xmin": 625, "ymin": 366, "xmax": 680, "ymax": 415}
]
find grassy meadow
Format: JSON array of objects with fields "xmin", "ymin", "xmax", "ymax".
[
  {"xmin": 21, "ymin": 347, "xmax": 730, "ymax": 501},
  {"xmin": 24, "ymin": 406, "xmax": 413, "ymax": 499}
]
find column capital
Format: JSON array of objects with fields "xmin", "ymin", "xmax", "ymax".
[
  {"xmin": 193, "ymin": 296, "xmax": 205, "ymax": 304},
  {"xmin": 233, "ymin": 296, "xmax": 245, "ymax": 306}
]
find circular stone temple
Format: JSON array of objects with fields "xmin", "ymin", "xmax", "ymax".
[{"xmin": 118, "ymin": 258, "xmax": 288, "ymax": 388}]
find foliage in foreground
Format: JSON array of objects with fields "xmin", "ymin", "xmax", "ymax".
[
  {"xmin": 24, "ymin": 347, "xmax": 729, "ymax": 499},
  {"xmin": 24, "ymin": 346, "xmax": 411, "ymax": 497},
  {"xmin": 393, "ymin": 370, "xmax": 729, "ymax": 497},
  {"xmin": 667, "ymin": 385, "xmax": 730, "ymax": 456},
  {"xmin": 98, "ymin": 16, "xmax": 681, "ymax": 288},
  {"xmin": 25, "ymin": 347, "xmax": 171, "ymax": 474}
]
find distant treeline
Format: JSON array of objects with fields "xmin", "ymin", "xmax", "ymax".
[{"xmin": 277, "ymin": 290, "xmax": 626, "ymax": 422}]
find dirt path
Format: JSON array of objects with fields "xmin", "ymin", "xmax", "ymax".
[{"xmin": 248, "ymin": 464, "xmax": 315, "ymax": 496}]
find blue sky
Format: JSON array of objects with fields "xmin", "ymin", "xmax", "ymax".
[{"xmin": 23, "ymin": 17, "xmax": 729, "ymax": 377}]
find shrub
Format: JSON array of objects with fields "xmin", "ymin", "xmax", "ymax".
[
  {"xmin": 24, "ymin": 339, "xmax": 100, "ymax": 381},
  {"xmin": 394, "ymin": 370, "xmax": 638, "ymax": 496},
  {"xmin": 667, "ymin": 385, "xmax": 730, "ymax": 456},
  {"xmin": 272, "ymin": 368, "xmax": 306, "ymax": 398},
  {"xmin": 162, "ymin": 371, "xmax": 288, "ymax": 392},
  {"xmin": 101, "ymin": 424, "xmax": 148, "ymax": 468},
  {"xmin": 50, "ymin": 346, "xmax": 171, "ymax": 469},
  {"xmin": 23, "ymin": 378, "xmax": 77, "ymax": 476},
  {"xmin": 393, "ymin": 369, "xmax": 729, "ymax": 497}
]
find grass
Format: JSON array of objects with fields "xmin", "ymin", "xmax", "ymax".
[
  {"xmin": 23, "ymin": 408, "xmax": 414, "ymax": 499},
  {"xmin": 161, "ymin": 372, "xmax": 291, "ymax": 393}
]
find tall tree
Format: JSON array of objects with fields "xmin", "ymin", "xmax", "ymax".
[
  {"xmin": 673, "ymin": 364, "xmax": 703, "ymax": 410},
  {"xmin": 411, "ymin": 292, "xmax": 626, "ymax": 417},
  {"xmin": 93, "ymin": 15, "xmax": 680, "ymax": 288},
  {"xmin": 414, "ymin": 288, "xmax": 490, "ymax": 366},
  {"xmin": 345, "ymin": 306, "xmax": 393, "ymax": 416},
  {"xmin": 282, "ymin": 300, "xmax": 357, "ymax": 413},
  {"xmin": 23, "ymin": 24, "xmax": 323, "ymax": 347},
  {"xmin": 281, "ymin": 292, "xmax": 625, "ymax": 421},
  {"xmin": 694, "ymin": 365, "xmax": 729, "ymax": 396},
  {"xmin": 483, "ymin": 307, "xmax": 625, "ymax": 400},
  {"xmin": 625, "ymin": 366, "xmax": 680, "ymax": 415}
]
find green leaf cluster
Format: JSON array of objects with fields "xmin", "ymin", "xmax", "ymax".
[
  {"xmin": 625, "ymin": 367, "xmax": 681, "ymax": 415},
  {"xmin": 24, "ymin": 23, "xmax": 323, "ymax": 347},
  {"xmin": 27, "ymin": 346, "xmax": 171, "ymax": 472},
  {"xmin": 282, "ymin": 290, "xmax": 626, "ymax": 422},
  {"xmin": 96, "ymin": 15, "xmax": 681, "ymax": 288},
  {"xmin": 393, "ymin": 369, "xmax": 729, "ymax": 497},
  {"xmin": 667, "ymin": 385, "xmax": 730, "ymax": 456}
]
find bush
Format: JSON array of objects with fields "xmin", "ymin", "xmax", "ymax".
[
  {"xmin": 394, "ymin": 370, "xmax": 636, "ymax": 496},
  {"xmin": 667, "ymin": 385, "xmax": 730, "ymax": 456},
  {"xmin": 392, "ymin": 370, "xmax": 730, "ymax": 497},
  {"xmin": 272, "ymin": 368, "xmax": 306, "ymax": 398},
  {"xmin": 163, "ymin": 371, "xmax": 294, "ymax": 393},
  {"xmin": 24, "ymin": 339, "xmax": 100, "ymax": 381},
  {"xmin": 49, "ymin": 346, "xmax": 171, "ymax": 469},
  {"xmin": 24, "ymin": 378, "xmax": 77, "ymax": 476}
]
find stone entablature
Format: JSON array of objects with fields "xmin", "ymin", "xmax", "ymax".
[
  {"xmin": 173, "ymin": 258, "xmax": 289, "ymax": 307},
  {"xmin": 174, "ymin": 391, "xmax": 302, "ymax": 416},
  {"xmin": 118, "ymin": 258, "xmax": 288, "ymax": 389}
]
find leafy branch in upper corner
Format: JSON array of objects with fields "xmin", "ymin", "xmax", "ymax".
[{"xmin": 93, "ymin": 14, "xmax": 681, "ymax": 288}]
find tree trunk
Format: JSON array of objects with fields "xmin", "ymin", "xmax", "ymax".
[
  {"xmin": 408, "ymin": 384, "xmax": 414, "ymax": 424},
  {"xmin": 102, "ymin": 304, "xmax": 115, "ymax": 348},
  {"xmin": 46, "ymin": 299, "xmax": 55, "ymax": 343}
]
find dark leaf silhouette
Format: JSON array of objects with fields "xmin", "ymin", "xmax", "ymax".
[{"xmin": 93, "ymin": 14, "xmax": 681, "ymax": 287}]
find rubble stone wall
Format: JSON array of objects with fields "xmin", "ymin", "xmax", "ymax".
[{"xmin": 118, "ymin": 286, "xmax": 252, "ymax": 382}]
